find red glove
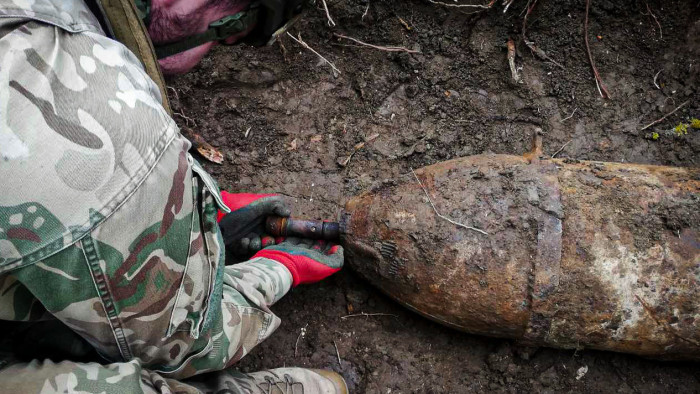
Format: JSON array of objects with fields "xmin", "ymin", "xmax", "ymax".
[
  {"xmin": 218, "ymin": 192, "xmax": 291, "ymax": 255},
  {"xmin": 254, "ymin": 238, "xmax": 344, "ymax": 287}
]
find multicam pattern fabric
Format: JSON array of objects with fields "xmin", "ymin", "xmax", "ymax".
[
  {"xmin": 0, "ymin": 0, "xmax": 175, "ymax": 273},
  {"xmin": 0, "ymin": 359, "xmax": 339, "ymax": 393},
  {"xmin": 0, "ymin": 0, "xmax": 296, "ymax": 391}
]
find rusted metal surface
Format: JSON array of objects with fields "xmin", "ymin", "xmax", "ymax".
[
  {"xmin": 343, "ymin": 153, "xmax": 700, "ymax": 360},
  {"xmin": 265, "ymin": 217, "xmax": 341, "ymax": 240}
]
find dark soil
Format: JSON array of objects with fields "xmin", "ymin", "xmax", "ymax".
[{"xmin": 168, "ymin": 0, "xmax": 700, "ymax": 392}]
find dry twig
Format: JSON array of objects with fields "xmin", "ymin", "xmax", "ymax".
[
  {"xmin": 503, "ymin": 0, "xmax": 515, "ymax": 13},
  {"xmin": 278, "ymin": 38, "xmax": 289, "ymax": 62},
  {"xmin": 522, "ymin": 0, "xmax": 564, "ymax": 69},
  {"xmin": 334, "ymin": 33, "xmax": 420, "ymax": 53},
  {"xmin": 362, "ymin": 0, "xmax": 370, "ymax": 19},
  {"xmin": 166, "ymin": 86, "xmax": 179, "ymax": 102},
  {"xmin": 640, "ymin": 100, "xmax": 689, "ymax": 131},
  {"xmin": 507, "ymin": 38, "xmax": 521, "ymax": 83},
  {"xmin": 644, "ymin": 3, "xmax": 663, "ymax": 39},
  {"xmin": 287, "ymin": 32, "xmax": 341, "ymax": 75},
  {"xmin": 584, "ymin": 0, "xmax": 611, "ymax": 99},
  {"xmin": 397, "ymin": 16, "xmax": 412, "ymax": 31},
  {"xmin": 294, "ymin": 323, "xmax": 308, "ymax": 357},
  {"xmin": 333, "ymin": 341, "xmax": 342, "ymax": 366},
  {"xmin": 320, "ymin": 0, "xmax": 336, "ymax": 27},
  {"xmin": 174, "ymin": 111, "xmax": 196, "ymax": 127},
  {"xmin": 653, "ymin": 69, "xmax": 662, "ymax": 90},
  {"xmin": 427, "ymin": 0, "xmax": 496, "ymax": 9},
  {"xmin": 340, "ymin": 312, "xmax": 399, "ymax": 319},
  {"xmin": 411, "ymin": 168, "xmax": 489, "ymax": 236},
  {"xmin": 551, "ymin": 140, "xmax": 572, "ymax": 158},
  {"xmin": 561, "ymin": 107, "xmax": 578, "ymax": 122}
]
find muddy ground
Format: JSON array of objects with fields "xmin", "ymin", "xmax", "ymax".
[{"xmin": 168, "ymin": 0, "xmax": 700, "ymax": 392}]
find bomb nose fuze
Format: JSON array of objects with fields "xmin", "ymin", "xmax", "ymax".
[{"xmin": 342, "ymin": 153, "xmax": 700, "ymax": 360}]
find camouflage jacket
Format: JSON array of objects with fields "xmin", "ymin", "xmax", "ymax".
[{"xmin": 0, "ymin": 0, "xmax": 293, "ymax": 380}]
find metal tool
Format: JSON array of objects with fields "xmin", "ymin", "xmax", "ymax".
[{"xmin": 265, "ymin": 216, "xmax": 344, "ymax": 241}]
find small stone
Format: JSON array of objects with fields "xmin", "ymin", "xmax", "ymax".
[{"xmin": 527, "ymin": 185, "xmax": 539, "ymax": 204}]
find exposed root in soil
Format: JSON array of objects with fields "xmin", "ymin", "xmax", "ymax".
[
  {"xmin": 644, "ymin": 2, "xmax": 663, "ymax": 39},
  {"xmin": 507, "ymin": 38, "xmax": 521, "ymax": 83},
  {"xmin": 503, "ymin": 0, "xmax": 516, "ymax": 13},
  {"xmin": 174, "ymin": 111, "xmax": 196, "ymax": 127},
  {"xmin": 584, "ymin": 0, "xmax": 611, "ymax": 99},
  {"xmin": 640, "ymin": 100, "xmax": 690, "ymax": 131},
  {"xmin": 340, "ymin": 312, "xmax": 399, "ymax": 319},
  {"xmin": 286, "ymin": 32, "xmax": 340, "ymax": 75},
  {"xmin": 294, "ymin": 323, "xmax": 308, "ymax": 357},
  {"xmin": 333, "ymin": 33, "xmax": 420, "ymax": 53},
  {"xmin": 551, "ymin": 140, "xmax": 572, "ymax": 158},
  {"xmin": 427, "ymin": 0, "xmax": 496, "ymax": 9},
  {"xmin": 320, "ymin": 0, "xmax": 336, "ymax": 27},
  {"xmin": 522, "ymin": 0, "xmax": 564, "ymax": 69},
  {"xmin": 561, "ymin": 108, "xmax": 578, "ymax": 122},
  {"xmin": 653, "ymin": 69, "xmax": 663, "ymax": 90},
  {"xmin": 333, "ymin": 340, "xmax": 342, "ymax": 366}
]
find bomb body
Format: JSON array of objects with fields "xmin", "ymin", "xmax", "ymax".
[{"xmin": 343, "ymin": 154, "xmax": 700, "ymax": 360}]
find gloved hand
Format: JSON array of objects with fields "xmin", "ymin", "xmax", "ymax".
[
  {"xmin": 253, "ymin": 238, "xmax": 344, "ymax": 287},
  {"xmin": 218, "ymin": 192, "xmax": 291, "ymax": 255}
]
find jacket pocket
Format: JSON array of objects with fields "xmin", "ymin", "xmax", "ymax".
[{"xmin": 166, "ymin": 156, "xmax": 228, "ymax": 338}]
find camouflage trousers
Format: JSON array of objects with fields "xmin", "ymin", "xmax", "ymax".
[
  {"xmin": 0, "ymin": 136, "xmax": 296, "ymax": 393},
  {"xmin": 0, "ymin": 135, "xmax": 296, "ymax": 392},
  {"xmin": 0, "ymin": 357, "xmax": 306, "ymax": 393}
]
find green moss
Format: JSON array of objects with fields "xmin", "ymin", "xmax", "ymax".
[
  {"xmin": 674, "ymin": 123, "xmax": 688, "ymax": 136},
  {"xmin": 691, "ymin": 118, "xmax": 700, "ymax": 129}
]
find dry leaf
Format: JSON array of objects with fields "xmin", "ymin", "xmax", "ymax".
[
  {"xmin": 338, "ymin": 133, "xmax": 380, "ymax": 168},
  {"xmin": 196, "ymin": 145, "xmax": 224, "ymax": 164},
  {"xmin": 397, "ymin": 17, "xmax": 412, "ymax": 31},
  {"xmin": 336, "ymin": 156, "xmax": 351, "ymax": 167},
  {"xmin": 310, "ymin": 135, "xmax": 323, "ymax": 143},
  {"xmin": 181, "ymin": 128, "xmax": 224, "ymax": 164}
]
